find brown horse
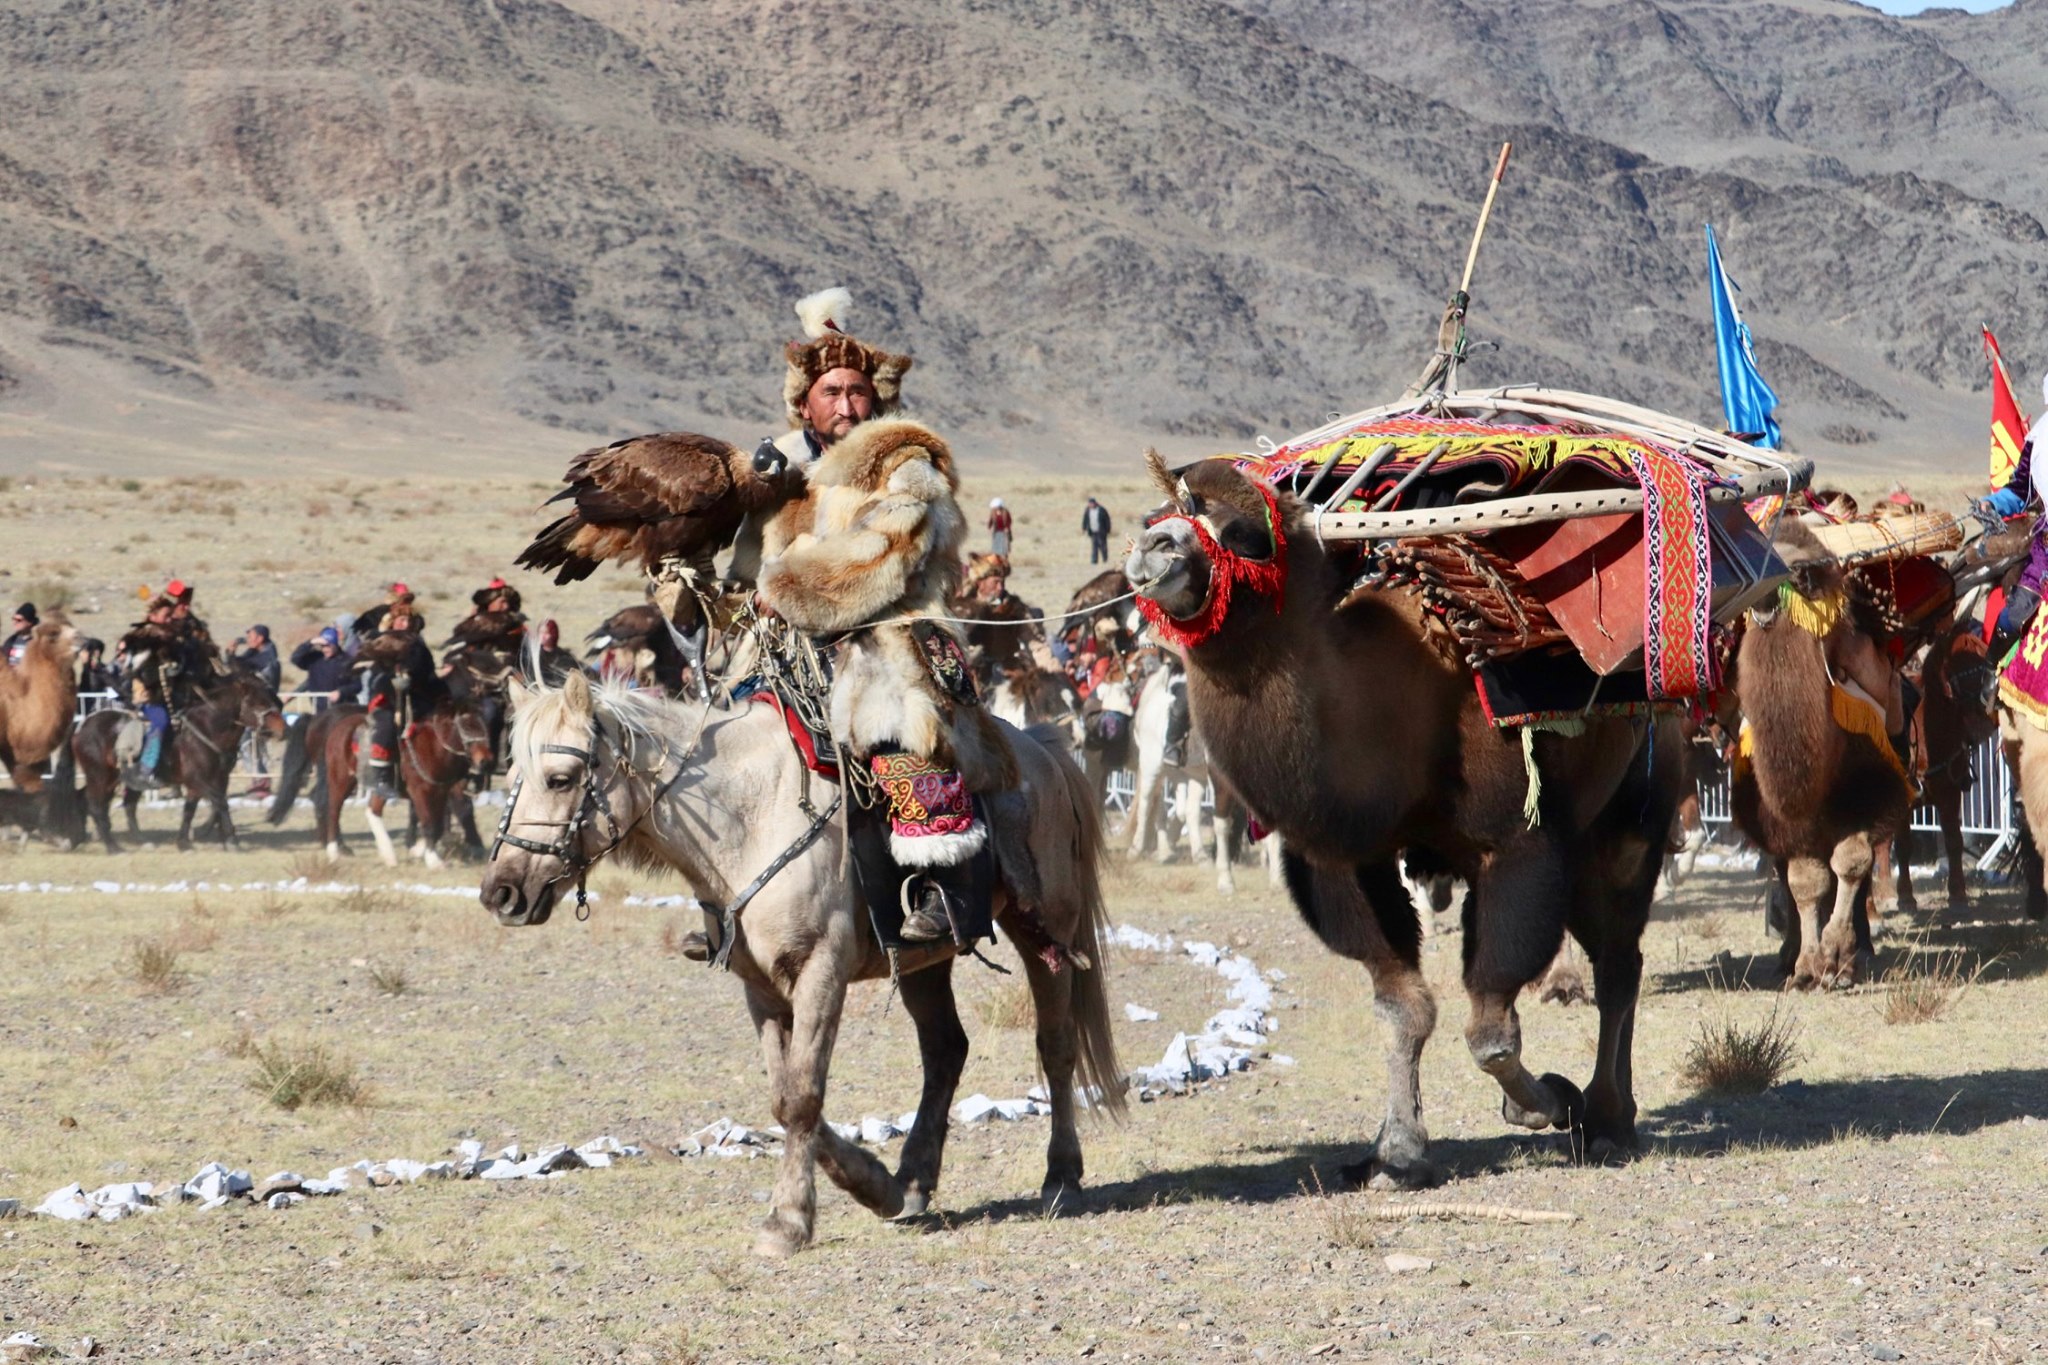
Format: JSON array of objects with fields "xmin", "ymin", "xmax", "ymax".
[
  {"xmin": 1890, "ymin": 619, "xmax": 1997, "ymax": 913},
  {"xmin": 71, "ymin": 669, "xmax": 286, "ymax": 853},
  {"xmin": 269, "ymin": 700, "xmax": 492, "ymax": 865},
  {"xmin": 1129, "ymin": 456, "xmax": 1683, "ymax": 1184}
]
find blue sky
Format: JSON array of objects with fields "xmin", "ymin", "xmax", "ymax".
[{"xmin": 1865, "ymin": 0, "xmax": 2010, "ymax": 11}]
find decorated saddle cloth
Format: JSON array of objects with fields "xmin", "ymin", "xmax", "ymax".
[
  {"xmin": 870, "ymin": 622, "xmax": 988, "ymax": 867},
  {"xmin": 1242, "ymin": 416, "xmax": 1729, "ymax": 704},
  {"xmin": 1999, "ymin": 603, "xmax": 2048, "ymax": 731}
]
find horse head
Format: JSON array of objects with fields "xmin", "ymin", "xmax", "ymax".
[
  {"xmin": 224, "ymin": 666, "xmax": 288, "ymax": 739},
  {"xmin": 447, "ymin": 702, "xmax": 496, "ymax": 769},
  {"xmin": 481, "ymin": 671, "xmax": 675, "ymax": 926}
]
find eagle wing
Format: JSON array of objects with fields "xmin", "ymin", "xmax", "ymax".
[
  {"xmin": 445, "ymin": 609, "xmax": 526, "ymax": 651},
  {"xmin": 515, "ymin": 433, "xmax": 752, "ymax": 585}
]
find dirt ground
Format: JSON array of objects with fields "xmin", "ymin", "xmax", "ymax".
[{"xmin": 3, "ymin": 470, "xmax": 2044, "ymax": 1362}]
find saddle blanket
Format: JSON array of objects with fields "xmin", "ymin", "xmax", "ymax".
[
  {"xmin": 1734, "ymin": 678, "xmax": 1909, "ymax": 790},
  {"xmin": 749, "ymin": 691, "xmax": 840, "ymax": 779},
  {"xmin": 1999, "ymin": 603, "xmax": 2048, "ymax": 732}
]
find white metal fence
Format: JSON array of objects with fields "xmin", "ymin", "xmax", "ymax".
[{"xmin": 1698, "ymin": 732, "xmax": 2017, "ymax": 868}]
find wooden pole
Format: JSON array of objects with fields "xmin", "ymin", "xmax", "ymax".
[{"xmin": 1458, "ymin": 142, "xmax": 1513, "ymax": 297}]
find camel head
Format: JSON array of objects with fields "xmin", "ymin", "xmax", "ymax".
[
  {"xmin": 30, "ymin": 613, "xmax": 78, "ymax": 660},
  {"xmin": 1774, "ymin": 515, "xmax": 1847, "ymax": 601},
  {"xmin": 1127, "ymin": 452, "xmax": 1290, "ymax": 647}
]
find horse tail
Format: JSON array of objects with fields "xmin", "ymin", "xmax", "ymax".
[
  {"xmin": 42, "ymin": 735, "xmax": 86, "ymax": 849},
  {"xmin": 1031, "ymin": 722, "xmax": 1127, "ymax": 1122},
  {"xmin": 267, "ymin": 715, "xmax": 313, "ymax": 825}
]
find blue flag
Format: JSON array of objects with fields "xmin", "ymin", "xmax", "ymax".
[{"xmin": 1705, "ymin": 224, "xmax": 1781, "ymax": 449}]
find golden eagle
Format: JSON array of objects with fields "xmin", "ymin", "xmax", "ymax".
[{"xmin": 515, "ymin": 432, "xmax": 801, "ymax": 585}]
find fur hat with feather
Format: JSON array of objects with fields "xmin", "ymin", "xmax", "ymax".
[{"xmin": 782, "ymin": 287, "xmax": 913, "ymax": 427}]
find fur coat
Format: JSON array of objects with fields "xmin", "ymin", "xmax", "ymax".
[{"xmin": 757, "ymin": 419, "xmax": 1015, "ymax": 792}]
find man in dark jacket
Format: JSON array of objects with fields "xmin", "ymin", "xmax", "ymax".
[
  {"xmin": 3, "ymin": 603, "xmax": 37, "ymax": 667},
  {"xmin": 1082, "ymin": 498, "xmax": 1113, "ymax": 564},
  {"xmin": 290, "ymin": 627, "xmax": 354, "ymax": 712},
  {"xmin": 232, "ymin": 625, "xmax": 282, "ymax": 691}
]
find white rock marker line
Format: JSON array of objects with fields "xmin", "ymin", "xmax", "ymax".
[
  {"xmin": 17, "ymin": 1137, "xmax": 646, "ymax": 1224},
  {"xmin": 1109, "ymin": 924, "xmax": 1293, "ymax": 1096}
]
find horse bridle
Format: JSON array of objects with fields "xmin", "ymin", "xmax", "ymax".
[{"xmin": 489, "ymin": 713, "xmax": 687, "ymax": 920}]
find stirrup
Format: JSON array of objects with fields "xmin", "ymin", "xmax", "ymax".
[{"xmin": 897, "ymin": 875, "xmax": 957, "ymax": 945}]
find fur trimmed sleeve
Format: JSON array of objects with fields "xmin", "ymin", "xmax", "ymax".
[{"xmin": 759, "ymin": 491, "xmax": 935, "ymax": 633}]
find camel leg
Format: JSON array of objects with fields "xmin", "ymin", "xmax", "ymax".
[
  {"xmin": 1281, "ymin": 853, "xmax": 1439, "ymax": 1189},
  {"xmin": 1818, "ymin": 833, "xmax": 1875, "ymax": 987},
  {"xmin": 363, "ymin": 794, "xmax": 399, "ymax": 867},
  {"xmin": 1782, "ymin": 855, "xmax": 1832, "ymax": 989},
  {"xmin": 1019, "ymin": 947, "xmax": 1085, "ymax": 1209},
  {"xmin": 893, "ymin": 961, "xmax": 968, "ymax": 1218},
  {"xmin": 1462, "ymin": 831, "xmax": 1582, "ymax": 1136},
  {"xmin": 1871, "ymin": 837, "xmax": 1897, "ymax": 914}
]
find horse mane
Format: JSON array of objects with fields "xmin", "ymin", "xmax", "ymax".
[{"xmin": 509, "ymin": 673, "xmax": 697, "ymax": 778}]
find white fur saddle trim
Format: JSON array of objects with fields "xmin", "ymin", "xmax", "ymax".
[{"xmin": 890, "ymin": 823, "xmax": 987, "ymax": 868}]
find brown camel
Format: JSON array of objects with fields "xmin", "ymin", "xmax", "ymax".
[
  {"xmin": 1731, "ymin": 521, "xmax": 1913, "ymax": 989},
  {"xmin": 1128, "ymin": 457, "xmax": 1683, "ymax": 1185},
  {"xmin": 0, "ymin": 615, "xmax": 79, "ymax": 795}
]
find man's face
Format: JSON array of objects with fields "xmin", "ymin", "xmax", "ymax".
[
  {"xmin": 171, "ymin": 602, "xmax": 190, "ymax": 619},
  {"xmin": 245, "ymin": 629, "xmax": 263, "ymax": 648},
  {"xmin": 540, "ymin": 623, "xmax": 560, "ymax": 650},
  {"xmin": 801, "ymin": 367, "xmax": 877, "ymax": 446},
  {"xmin": 10, "ymin": 613, "xmax": 25, "ymax": 633},
  {"xmin": 149, "ymin": 607, "xmax": 171, "ymax": 624}
]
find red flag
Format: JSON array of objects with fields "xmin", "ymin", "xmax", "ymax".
[{"xmin": 1986, "ymin": 324, "xmax": 2029, "ymax": 490}]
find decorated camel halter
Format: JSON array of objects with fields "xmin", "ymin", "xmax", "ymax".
[{"xmin": 1135, "ymin": 468, "xmax": 1289, "ymax": 651}]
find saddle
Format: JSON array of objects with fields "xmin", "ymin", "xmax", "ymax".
[{"xmin": 113, "ymin": 711, "xmax": 179, "ymax": 766}]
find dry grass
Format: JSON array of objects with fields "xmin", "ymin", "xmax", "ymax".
[
  {"xmin": 247, "ymin": 1038, "xmax": 372, "ymax": 1111},
  {"xmin": 1878, "ymin": 938, "xmax": 1989, "ymax": 1025},
  {"xmin": 1679, "ymin": 1001, "xmax": 1802, "ymax": 1095},
  {"xmin": 368, "ymin": 962, "xmax": 411, "ymax": 996},
  {"xmin": 127, "ymin": 936, "xmax": 189, "ymax": 994},
  {"xmin": 283, "ymin": 851, "xmax": 332, "ymax": 882},
  {"xmin": 1304, "ymin": 1167, "xmax": 1381, "ymax": 1250},
  {"xmin": 168, "ymin": 902, "xmax": 221, "ymax": 952},
  {"xmin": 971, "ymin": 975, "xmax": 1037, "ymax": 1030},
  {"xmin": 340, "ymin": 883, "xmax": 412, "ymax": 915},
  {"xmin": 255, "ymin": 888, "xmax": 298, "ymax": 920},
  {"xmin": 658, "ymin": 918, "xmax": 691, "ymax": 956}
]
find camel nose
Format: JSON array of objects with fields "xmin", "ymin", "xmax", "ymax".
[{"xmin": 1140, "ymin": 525, "xmax": 1179, "ymax": 557}]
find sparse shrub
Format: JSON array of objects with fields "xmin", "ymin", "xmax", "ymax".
[
  {"xmin": 1679, "ymin": 1002, "xmax": 1801, "ymax": 1095},
  {"xmin": 282, "ymin": 851, "xmax": 330, "ymax": 883},
  {"xmin": 128, "ymin": 937, "xmax": 188, "ymax": 994},
  {"xmin": 368, "ymin": 962, "xmax": 410, "ymax": 996},
  {"xmin": 169, "ymin": 902, "xmax": 220, "ymax": 952},
  {"xmin": 224, "ymin": 1024, "xmax": 259, "ymax": 1059},
  {"xmin": 1303, "ymin": 1168, "xmax": 1380, "ymax": 1249},
  {"xmin": 119, "ymin": 479, "xmax": 141, "ymax": 493},
  {"xmin": 340, "ymin": 883, "xmax": 411, "ymax": 915},
  {"xmin": 248, "ymin": 1039, "xmax": 371, "ymax": 1111},
  {"xmin": 290, "ymin": 592, "xmax": 327, "ymax": 616},
  {"xmin": 1878, "ymin": 940, "xmax": 1986, "ymax": 1025},
  {"xmin": 256, "ymin": 889, "xmax": 297, "ymax": 920},
  {"xmin": 971, "ymin": 977, "xmax": 1036, "ymax": 1030}
]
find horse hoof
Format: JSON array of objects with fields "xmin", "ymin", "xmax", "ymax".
[
  {"xmin": 1536, "ymin": 1072, "xmax": 1587, "ymax": 1136},
  {"xmin": 1339, "ymin": 1154, "xmax": 1441, "ymax": 1192},
  {"xmin": 893, "ymin": 1188, "xmax": 930, "ymax": 1220},
  {"xmin": 1040, "ymin": 1179, "xmax": 1080, "ymax": 1215},
  {"xmin": 751, "ymin": 1218, "xmax": 807, "ymax": 1260}
]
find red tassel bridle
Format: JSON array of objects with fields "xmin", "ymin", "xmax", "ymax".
[{"xmin": 1136, "ymin": 477, "xmax": 1288, "ymax": 650}]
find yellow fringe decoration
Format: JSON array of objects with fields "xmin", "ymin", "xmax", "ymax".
[
  {"xmin": 1733, "ymin": 683, "xmax": 1908, "ymax": 790},
  {"xmin": 1519, "ymin": 718, "xmax": 1587, "ymax": 828},
  {"xmin": 1776, "ymin": 583, "xmax": 1846, "ymax": 640}
]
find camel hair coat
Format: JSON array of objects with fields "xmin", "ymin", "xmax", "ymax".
[{"xmin": 757, "ymin": 419, "xmax": 1018, "ymax": 810}]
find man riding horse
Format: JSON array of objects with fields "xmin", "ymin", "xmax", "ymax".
[
  {"xmin": 751, "ymin": 302, "xmax": 1018, "ymax": 946},
  {"xmin": 117, "ymin": 595, "xmax": 182, "ymax": 789},
  {"xmin": 359, "ymin": 590, "xmax": 432, "ymax": 801}
]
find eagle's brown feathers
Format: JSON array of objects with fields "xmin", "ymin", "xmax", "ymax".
[{"xmin": 515, "ymin": 432, "xmax": 801, "ymax": 585}]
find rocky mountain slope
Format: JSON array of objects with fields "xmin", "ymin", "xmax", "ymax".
[{"xmin": 0, "ymin": 0, "xmax": 2042, "ymax": 475}]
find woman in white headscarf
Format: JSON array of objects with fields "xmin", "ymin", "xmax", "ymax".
[{"xmin": 986, "ymin": 496, "xmax": 1012, "ymax": 556}]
